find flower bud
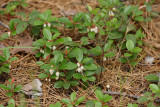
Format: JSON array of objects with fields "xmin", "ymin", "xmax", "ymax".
[
  {"xmin": 49, "ymin": 69, "xmax": 54, "ymax": 75},
  {"xmin": 106, "ymin": 85, "xmax": 110, "ymax": 88},
  {"xmin": 77, "ymin": 63, "xmax": 80, "ymax": 67},
  {"xmin": 47, "ymin": 23, "xmax": 51, "ymax": 27},
  {"xmin": 77, "ymin": 68, "xmax": 82, "ymax": 73},
  {"xmin": 109, "ymin": 11, "xmax": 114, "ymax": 17},
  {"xmin": 56, "ymin": 72, "xmax": 60, "ymax": 77},
  {"xmin": 112, "ymin": 8, "xmax": 116, "ymax": 10},
  {"xmin": 90, "ymin": 26, "xmax": 98, "ymax": 34},
  {"xmin": 43, "ymin": 23, "xmax": 46, "ymax": 27},
  {"xmin": 45, "ymin": 78, "xmax": 48, "ymax": 81},
  {"xmin": 103, "ymin": 57, "xmax": 107, "ymax": 61},
  {"xmin": 40, "ymin": 49, "xmax": 44, "ymax": 54},
  {"xmin": 56, "ymin": 76, "xmax": 59, "ymax": 80},
  {"xmin": 65, "ymin": 46, "xmax": 69, "ymax": 49},
  {"xmin": 80, "ymin": 66, "xmax": 84, "ymax": 70},
  {"xmin": 48, "ymin": 78, "xmax": 51, "ymax": 82},
  {"xmin": 8, "ymin": 32, "xmax": 11, "ymax": 37},
  {"xmin": 52, "ymin": 46, "xmax": 56, "ymax": 51},
  {"xmin": 145, "ymin": 56, "xmax": 154, "ymax": 65},
  {"xmin": 9, "ymin": 65, "xmax": 11, "ymax": 69}
]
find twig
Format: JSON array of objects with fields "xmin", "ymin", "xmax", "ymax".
[
  {"xmin": 0, "ymin": 20, "xmax": 10, "ymax": 29},
  {"xmin": 102, "ymin": 91, "xmax": 140, "ymax": 99}
]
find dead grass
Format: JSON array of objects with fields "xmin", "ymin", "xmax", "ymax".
[{"xmin": 0, "ymin": 0, "xmax": 160, "ymax": 107}]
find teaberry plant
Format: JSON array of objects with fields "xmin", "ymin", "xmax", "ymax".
[
  {"xmin": 0, "ymin": 49, "xmax": 18, "ymax": 74},
  {"xmin": 0, "ymin": 0, "xmax": 152, "ymax": 89},
  {"xmin": 0, "ymin": 78, "xmax": 22, "ymax": 97}
]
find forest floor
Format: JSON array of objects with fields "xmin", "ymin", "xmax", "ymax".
[{"xmin": 0, "ymin": 0, "xmax": 160, "ymax": 107}]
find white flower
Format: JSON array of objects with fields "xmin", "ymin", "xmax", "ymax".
[
  {"xmin": 47, "ymin": 23, "xmax": 51, "ymax": 27},
  {"xmin": 65, "ymin": 46, "xmax": 69, "ymax": 49},
  {"xmin": 106, "ymin": 85, "xmax": 110, "ymax": 89},
  {"xmin": 77, "ymin": 68, "xmax": 82, "ymax": 73},
  {"xmin": 45, "ymin": 78, "xmax": 48, "ymax": 81},
  {"xmin": 103, "ymin": 57, "xmax": 107, "ymax": 61},
  {"xmin": 43, "ymin": 23, "xmax": 46, "ymax": 27},
  {"xmin": 49, "ymin": 69, "xmax": 54, "ymax": 75},
  {"xmin": 145, "ymin": 56, "xmax": 154, "ymax": 65},
  {"xmin": 80, "ymin": 66, "xmax": 84, "ymax": 70},
  {"xmin": 109, "ymin": 11, "xmax": 114, "ymax": 17},
  {"xmin": 90, "ymin": 26, "xmax": 98, "ymax": 34},
  {"xmin": 8, "ymin": 32, "xmax": 11, "ymax": 37},
  {"xmin": 9, "ymin": 65, "xmax": 11, "ymax": 69},
  {"xmin": 56, "ymin": 76, "xmax": 59, "ymax": 80},
  {"xmin": 56, "ymin": 72, "xmax": 60, "ymax": 77},
  {"xmin": 77, "ymin": 63, "xmax": 80, "ymax": 67},
  {"xmin": 51, "ymin": 65, "xmax": 54, "ymax": 67},
  {"xmin": 52, "ymin": 46, "xmax": 56, "ymax": 51},
  {"xmin": 48, "ymin": 78, "xmax": 51, "ymax": 82},
  {"xmin": 40, "ymin": 49, "xmax": 44, "ymax": 54},
  {"xmin": 112, "ymin": 8, "xmax": 116, "ymax": 11}
]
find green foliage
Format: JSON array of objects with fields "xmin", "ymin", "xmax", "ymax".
[
  {"xmin": 0, "ymin": 78, "xmax": 22, "ymax": 97},
  {"xmin": 0, "ymin": 49, "xmax": 18, "ymax": 74}
]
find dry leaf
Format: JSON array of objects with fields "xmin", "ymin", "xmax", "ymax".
[
  {"xmin": 21, "ymin": 79, "xmax": 43, "ymax": 98},
  {"xmin": 11, "ymin": 35, "xmax": 36, "ymax": 55}
]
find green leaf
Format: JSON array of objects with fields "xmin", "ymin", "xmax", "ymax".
[
  {"xmin": 52, "ymin": 33, "xmax": 60, "ymax": 40},
  {"xmin": 33, "ymin": 20, "xmax": 44, "ymax": 26},
  {"xmin": 124, "ymin": 53, "xmax": 132, "ymax": 57},
  {"xmin": 70, "ymin": 92, "xmax": 76, "ymax": 103},
  {"xmin": 49, "ymin": 102, "xmax": 61, "ymax": 107},
  {"xmin": 0, "ymin": 84, "xmax": 10, "ymax": 90},
  {"xmin": 63, "ymin": 82, "xmax": 70, "ymax": 89},
  {"xmin": 103, "ymin": 94, "xmax": 112, "ymax": 102},
  {"xmin": 137, "ymin": 96, "xmax": 149, "ymax": 103},
  {"xmin": 149, "ymin": 84, "xmax": 160, "ymax": 93},
  {"xmin": 6, "ymin": 92, "xmax": 13, "ymax": 97},
  {"xmin": 82, "ymin": 76, "xmax": 88, "ymax": 82},
  {"xmin": 90, "ymin": 46, "xmax": 102, "ymax": 56},
  {"xmin": 13, "ymin": 85, "xmax": 22, "ymax": 92},
  {"xmin": 9, "ymin": 57, "xmax": 18, "ymax": 61},
  {"xmin": 108, "ymin": 32, "xmax": 123, "ymax": 39},
  {"xmin": 104, "ymin": 51, "xmax": 116, "ymax": 57},
  {"xmin": 124, "ymin": 6, "xmax": 133, "ymax": 14},
  {"xmin": 58, "ymin": 17, "xmax": 71, "ymax": 24},
  {"xmin": 53, "ymin": 53, "xmax": 63, "ymax": 64},
  {"xmin": 0, "ymin": 33, "xmax": 10, "ymax": 41},
  {"xmin": 84, "ymin": 13, "xmax": 92, "ymax": 26},
  {"xmin": 127, "ymin": 103, "xmax": 138, "ymax": 107},
  {"xmin": 75, "ymin": 96, "xmax": 85, "ymax": 106},
  {"xmin": 61, "ymin": 98, "xmax": 71, "ymax": 104},
  {"xmin": 70, "ymin": 81, "xmax": 79, "ymax": 86},
  {"xmin": 85, "ymin": 100, "xmax": 94, "ymax": 107},
  {"xmin": 146, "ymin": 4, "xmax": 152, "ymax": 12},
  {"xmin": 8, "ymin": 99, "xmax": 15, "ymax": 107},
  {"xmin": 9, "ymin": 20, "xmax": 15, "ymax": 30},
  {"xmin": 16, "ymin": 21, "xmax": 28, "ymax": 34},
  {"xmin": 82, "ymin": 58, "xmax": 92, "ymax": 64},
  {"xmin": 95, "ymin": 90, "xmax": 103, "ymax": 101},
  {"xmin": 73, "ymin": 73, "xmax": 82, "ymax": 79},
  {"xmin": 39, "ymin": 10, "xmax": 52, "ymax": 21},
  {"xmin": 43, "ymin": 28, "xmax": 52, "ymax": 40},
  {"xmin": 38, "ymin": 73, "xmax": 48, "ymax": 79},
  {"xmin": 126, "ymin": 34, "xmax": 136, "ymax": 44},
  {"xmin": 48, "ymin": 17, "xmax": 58, "ymax": 22},
  {"xmin": 59, "ymin": 62, "xmax": 78, "ymax": 70},
  {"xmin": 87, "ymin": 76, "xmax": 96, "ymax": 81},
  {"xmin": 54, "ymin": 81, "xmax": 64, "ymax": 88},
  {"xmin": 126, "ymin": 40, "xmax": 134, "ymax": 51},
  {"xmin": 73, "ymin": 12, "xmax": 84, "ymax": 22},
  {"xmin": 88, "ymin": 31, "xmax": 95, "ymax": 39},
  {"xmin": 84, "ymin": 63, "xmax": 97, "ymax": 70},
  {"xmin": 134, "ymin": 16, "xmax": 144, "ymax": 21},
  {"xmin": 131, "ymin": 47, "xmax": 142, "ymax": 54},
  {"xmin": 145, "ymin": 74, "xmax": 159, "ymax": 82},
  {"xmin": 69, "ymin": 48, "xmax": 83, "ymax": 62},
  {"xmin": 95, "ymin": 102, "xmax": 102, "ymax": 107},
  {"xmin": 3, "ymin": 48, "xmax": 10, "ymax": 60}
]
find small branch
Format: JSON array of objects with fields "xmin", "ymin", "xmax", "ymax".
[
  {"xmin": 0, "ymin": 20, "xmax": 10, "ymax": 29},
  {"xmin": 102, "ymin": 91, "xmax": 140, "ymax": 99}
]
